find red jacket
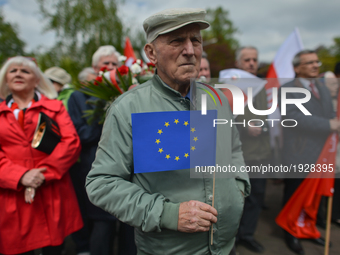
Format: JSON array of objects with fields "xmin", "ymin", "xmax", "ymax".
[{"xmin": 0, "ymin": 94, "xmax": 83, "ymax": 254}]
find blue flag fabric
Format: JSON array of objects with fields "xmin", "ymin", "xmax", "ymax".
[{"xmin": 132, "ymin": 110, "xmax": 217, "ymax": 173}]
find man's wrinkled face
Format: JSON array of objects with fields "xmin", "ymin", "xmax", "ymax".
[
  {"xmin": 94, "ymin": 54, "xmax": 119, "ymax": 74},
  {"xmin": 150, "ymin": 24, "xmax": 202, "ymax": 87},
  {"xmin": 294, "ymin": 53, "xmax": 320, "ymax": 78},
  {"xmin": 236, "ymin": 48, "xmax": 258, "ymax": 75}
]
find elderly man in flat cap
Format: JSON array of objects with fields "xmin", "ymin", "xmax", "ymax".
[{"xmin": 86, "ymin": 8, "xmax": 249, "ymax": 255}]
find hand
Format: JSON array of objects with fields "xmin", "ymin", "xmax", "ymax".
[
  {"xmin": 329, "ymin": 118, "xmax": 340, "ymax": 133},
  {"xmin": 177, "ymin": 200, "xmax": 218, "ymax": 233},
  {"xmin": 24, "ymin": 187, "xmax": 35, "ymax": 204},
  {"xmin": 20, "ymin": 168, "xmax": 46, "ymax": 188},
  {"xmin": 248, "ymin": 122, "xmax": 262, "ymax": 137}
]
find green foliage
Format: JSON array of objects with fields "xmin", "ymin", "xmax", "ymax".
[
  {"xmin": 202, "ymin": 7, "xmax": 239, "ymax": 50},
  {"xmin": 73, "ymin": 75, "xmax": 123, "ymax": 124},
  {"xmin": 0, "ymin": 10, "xmax": 26, "ymax": 65},
  {"xmin": 129, "ymin": 30, "xmax": 147, "ymax": 58},
  {"xmin": 36, "ymin": 42, "xmax": 83, "ymax": 84},
  {"xmin": 318, "ymin": 47, "xmax": 337, "ymax": 74},
  {"xmin": 204, "ymin": 43, "xmax": 235, "ymax": 77},
  {"xmin": 201, "ymin": 6, "xmax": 239, "ymax": 77},
  {"xmin": 330, "ymin": 37, "xmax": 340, "ymax": 62},
  {"xmin": 36, "ymin": 0, "xmax": 125, "ymax": 80},
  {"xmin": 318, "ymin": 37, "xmax": 340, "ymax": 73}
]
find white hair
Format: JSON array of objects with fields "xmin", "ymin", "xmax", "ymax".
[
  {"xmin": 92, "ymin": 45, "xmax": 121, "ymax": 67},
  {"xmin": 324, "ymin": 71, "xmax": 336, "ymax": 79},
  {"xmin": 235, "ymin": 46, "xmax": 258, "ymax": 63},
  {"xmin": 78, "ymin": 67, "xmax": 96, "ymax": 83},
  {"xmin": 0, "ymin": 56, "xmax": 58, "ymax": 99}
]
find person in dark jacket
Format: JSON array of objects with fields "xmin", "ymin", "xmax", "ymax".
[
  {"xmin": 68, "ymin": 63, "xmax": 136, "ymax": 255},
  {"xmin": 279, "ymin": 50, "xmax": 340, "ymax": 255},
  {"xmin": 234, "ymin": 46, "xmax": 271, "ymax": 253},
  {"xmin": 68, "ymin": 64, "xmax": 116, "ymax": 255}
]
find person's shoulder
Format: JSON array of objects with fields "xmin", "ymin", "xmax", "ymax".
[
  {"xmin": 39, "ymin": 94, "xmax": 64, "ymax": 111},
  {"xmin": 281, "ymin": 79, "xmax": 296, "ymax": 88},
  {"xmin": 68, "ymin": 90, "xmax": 92, "ymax": 107},
  {"xmin": 69, "ymin": 90, "xmax": 87, "ymax": 99},
  {"xmin": 0, "ymin": 99, "xmax": 8, "ymax": 113}
]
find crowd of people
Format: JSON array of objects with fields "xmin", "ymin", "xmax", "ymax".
[{"xmin": 0, "ymin": 7, "xmax": 340, "ymax": 255}]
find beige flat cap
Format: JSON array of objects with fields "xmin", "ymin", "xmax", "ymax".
[
  {"xmin": 44, "ymin": 67, "xmax": 72, "ymax": 85},
  {"xmin": 143, "ymin": 8, "xmax": 210, "ymax": 43}
]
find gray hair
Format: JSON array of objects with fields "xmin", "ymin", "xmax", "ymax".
[
  {"xmin": 78, "ymin": 67, "xmax": 96, "ymax": 83},
  {"xmin": 0, "ymin": 56, "xmax": 58, "ymax": 99},
  {"xmin": 235, "ymin": 46, "xmax": 258, "ymax": 63},
  {"xmin": 292, "ymin": 50, "xmax": 316, "ymax": 67},
  {"xmin": 92, "ymin": 45, "xmax": 121, "ymax": 67},
  {"xmin": 324, "ymin": 71, "xmax": 336, "ymax": 79}
]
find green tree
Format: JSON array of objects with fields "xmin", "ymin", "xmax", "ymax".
[
  {"xmin": 202, "ymin": 7, "xmax": 238, "ymax": 49},
  {"xmin": 36, "ymin": 0, "xmax": 125, "ymax": 79},
  {"xmin": 330, "ymin": 37, "xmax": 340, "ymax": 62},
  {"xmin": 201, "ymin": 7, "xmax": 239, "ymax": 77},
  {"xmin": 317, "ymin": 37, "xmax": 340, "ymax": 73},
  {"xmin": 317, "ymin": 47, "xmax": 336, "ymax": 74},
  {"xmin": 0, "ymin": 10, "xmax": 26, "ymax": 65}
]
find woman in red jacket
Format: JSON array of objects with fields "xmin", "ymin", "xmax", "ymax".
[{"xmin": 0, "ymin": 56, "xmax": 83, "ymax": 255}]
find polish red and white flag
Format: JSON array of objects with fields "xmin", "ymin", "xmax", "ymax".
[
  {"xmin": 266, "ymin": 28, "xmax": 304, "ymax": 143},
  {"xmin": 124, "ymin": 37, "xmax": 137, "ymax": 67},
  {"xmin": 266, "ymin": 27, "xmax": 304, "ymax": 101}
]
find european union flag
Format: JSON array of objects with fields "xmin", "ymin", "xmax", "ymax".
[{"xmin": 132, "ymin": 110, "xmax": 217, "ymax": 173}]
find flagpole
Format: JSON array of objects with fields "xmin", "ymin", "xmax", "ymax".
[
  {"xmin": 324, "ymin": 196, "xmax": 333, "ymax": 255},
  {"xmin": 210, "ymin": 171, "xmax": 216, "ymax": 245}
]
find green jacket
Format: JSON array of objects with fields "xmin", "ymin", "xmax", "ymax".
[
  {"xmin": 57, "ymin": 86, "xmax": 75, "ymax": 111},
  {"xmin": 235, "ymin": 87, "xmax": 271, "ymax": 161},
  {"xmin": 86, "ymin": 75, "xmax": 250, "ymax": 255}
]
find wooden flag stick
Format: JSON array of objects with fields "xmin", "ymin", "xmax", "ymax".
[
  {"xmin": 324, "ymin": 196, "xmax": 333, "ymax": 255},
  {"xmin": 210, "ymin": 171, "xmax": 216, "ymax": 245}
]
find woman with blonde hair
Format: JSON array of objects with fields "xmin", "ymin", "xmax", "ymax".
[{"xmin": 0, "ymin": 56, "xmax": 83, "ymax": 255}]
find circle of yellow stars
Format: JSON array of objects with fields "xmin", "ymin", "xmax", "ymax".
[{"xmin": 154, "ymin": 119, "xmax": 198, "ymax": 161}]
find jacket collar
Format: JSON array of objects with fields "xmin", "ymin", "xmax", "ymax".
[
  {"xmin": 31, "ymin": 94, "xmax": 61, "ymax": 112},
  {"xmin": 152, "ymin": 74, "xmax": 184, "ymax": 99},
  {"xmin": 151, "ymin": 74, "xmax": 197, "ymax": 109},
  {"xmin": 6, "ymin": 91, "xmax": 40, "ymax": 108},
  {"xmin": 0, "ymin": 92, "xmax": 60, "ymax": 114}
]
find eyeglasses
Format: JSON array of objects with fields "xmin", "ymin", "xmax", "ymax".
[
  {"xmin": 103, "ymin": 62, "xmax": 118, "ymax": 66},
  {"xmin": 300, "ymin": 60, "xmax": 322, "ymax": 67}
]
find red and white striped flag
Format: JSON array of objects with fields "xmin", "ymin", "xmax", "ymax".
[
  {"xmin": 266, "ymin": 28, "xmax": 304, "ymax": 143},
  {"xmin": 266, "ymin": 27, "xmax": 304, "ymax": 99},
  {"xmin": 124, "ymin": 37, "xmax": 137, "ymax": 67}
]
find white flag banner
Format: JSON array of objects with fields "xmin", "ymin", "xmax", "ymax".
[
  {"xmin": 266, "ymin": 28, "xmax": 304, "ymax": 147},
  {"xmin": 218, "ymin": 68, "xmax": 267, "ymax": 108}
]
